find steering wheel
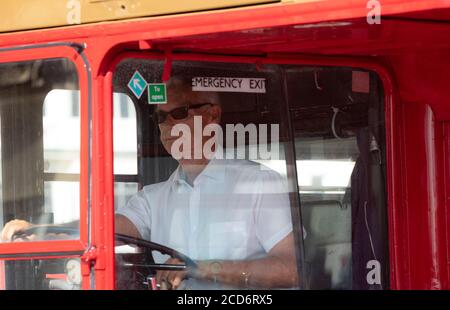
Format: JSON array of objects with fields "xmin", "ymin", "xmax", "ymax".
[
  {"xmin": 114, "ymin": 233, "xmax": 197, "ymax": 269},
  {"xmin": 12, "ymin": 225, "xmax": 197, "ymax": 289}
]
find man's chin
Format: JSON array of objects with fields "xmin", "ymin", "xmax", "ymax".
[{"xmin": 161, "ymin": 141, "xmax": 174, "ymax": 154}]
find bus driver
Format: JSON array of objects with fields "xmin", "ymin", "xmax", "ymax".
[{"xmin": 1, "ymin": 76, "xmax": 299, "ymax": 290}]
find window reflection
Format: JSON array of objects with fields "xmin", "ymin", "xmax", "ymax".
[
  {"xmin": 112, "ymin": 60, "xmax": 388, "ymax": 290},
  {"xmin": 1, "ymin": 258, "xmax": 81, "ymax": 290},
  {"xmin": 0, "ymin": 59, "xmax": 80, "ymax": 243}
]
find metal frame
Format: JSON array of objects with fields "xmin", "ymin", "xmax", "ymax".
[
  {"xmin": 0, "ymin": 43, "xmax": 92, "ymax": 289},
  {"xmin": 105, "ymin": 50, "xmax": 396, "ymax": 290}
]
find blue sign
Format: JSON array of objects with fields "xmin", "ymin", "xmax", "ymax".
[{"xmin": 127, "ymin": 71, "xmax": 147, "ymax": 99}]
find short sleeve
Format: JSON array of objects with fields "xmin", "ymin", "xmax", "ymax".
[
  {"xmin": 115, "ymin": 190, "xmax": 152, "ymax": 240},
  {"xmin": 254, "ymin": 170, "xmax": 293, "ymax": 252}
]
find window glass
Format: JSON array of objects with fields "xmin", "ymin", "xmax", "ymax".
[
  {"xmin": 113, "ymin": 93, "xmax": 137, "ymax": 175},
  {"xmin": 286, "ymin": 67, "xmax": 388, "ymax": 289},
  {"xmin": 112, "ymin": 59, "xmax": 388, "ymax": 290},
  {"xmin": 43, "ymin": 89, "xmax": 80, "ymax": 174},
  {"xmin": 44, "ymin": 181, "xmax": 79, "ymax": 224},
  {"xmin": 0, "ymin": 58, "xmax": 80, "ymax": 242},
  {"xmin": 0, "ymin": 258, "xmax": 81, "ymax": 290},
  {"xmin": 112, "ymin": 92, "xmax": 139, "ymax": 212}
]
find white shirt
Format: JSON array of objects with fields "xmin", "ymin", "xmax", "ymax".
[{"xmin": 116, "ymin": 155, "xmax": 293, "ymax": 288}]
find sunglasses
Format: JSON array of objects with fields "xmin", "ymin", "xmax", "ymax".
[{"xmin": 153, "ymin": 102, "xmax": 212, "ymax": 124}]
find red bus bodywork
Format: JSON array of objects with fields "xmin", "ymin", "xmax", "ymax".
[{"xmin": 0, "ymin": 0, "xmax": 449, "ymax": 289}]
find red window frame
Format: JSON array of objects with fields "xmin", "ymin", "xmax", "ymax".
[
  {"xmin": 0, "ymin": 43, "xmax": 91, "ymax": 290},
  {"xmin": 445, "ymin": 123, "xmax": 450, "ymax": 277},
  {"xmin": 104, "ymin": 51, "xmax": 397, "ymax": 289}
]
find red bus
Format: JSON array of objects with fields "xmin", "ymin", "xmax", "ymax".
[{"xmin": 0, "ymin": 0, "xmax": 449, "ymax": 290}]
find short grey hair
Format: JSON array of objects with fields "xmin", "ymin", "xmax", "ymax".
[{"xmin": 167, "ymin": 76, "xmax": 221, "ymax": 106}]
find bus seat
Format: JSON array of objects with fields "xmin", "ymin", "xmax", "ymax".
[{"xmin": 302, "ymin": 200, "xmax": 352, "ymax": 289}]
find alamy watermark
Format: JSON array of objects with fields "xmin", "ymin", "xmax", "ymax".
[
  {"xmin": 366, "ymin": 259, "xmax": 381, "ymax": 285},
  {"xmin": 367, "ymin": 0, "xmax": 381, "ymax": 25},
  {"xmin": 66, "ymin": 0, "xmax": 81, "ymax": 25},
  {"xmin": 170, "ymin": 116, "xmax": 280, "ymax": 161}
]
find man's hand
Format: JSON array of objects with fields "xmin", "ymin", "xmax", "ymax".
[
  {"xmin": 155, "ymin": 258, "xmax": 189, "ymax": 290},
  {"xmin": 1, "ymin": 219, "xmax": 32, "ymax": 242}
]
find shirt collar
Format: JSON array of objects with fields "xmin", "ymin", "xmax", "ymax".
[{"xmin": 170, "ymin": 145, "xmax": 226, "ymax": 189}]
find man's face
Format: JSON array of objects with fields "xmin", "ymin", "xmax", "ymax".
[{"xmin": 156, "ymin": 86, "xmax": 220, "ymax": 162}]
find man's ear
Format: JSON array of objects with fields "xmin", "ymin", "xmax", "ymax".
[{"xmin": 207, "ymin": 104, "xmax": 222, "ymax": 124}]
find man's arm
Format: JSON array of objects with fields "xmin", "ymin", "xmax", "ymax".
[
  {"xmin": 157, "ymin": 232, "xmax": 299, "ymax": 289},
  {"xmin": 199, "ymin": 232, "xmax": 299, "ymax": 288},
  {"xmin": 115, "ymin": 214, "xmax": 141, "ymax": 238},
  {"xmin": 0, "ymin": 220, "xmax": 80, "ymax": 242},
  {"xmin": 1, "ymin": 215, "xmax": 141, "ymax": 242},
  {"xmin": 1, "ymin": 220, "xmax": 33, "ymax": 242}
]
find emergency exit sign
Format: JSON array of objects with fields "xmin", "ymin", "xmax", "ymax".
[{"xmin": 148, "ymin": 83, "xmax": 167, "ymax": 104}]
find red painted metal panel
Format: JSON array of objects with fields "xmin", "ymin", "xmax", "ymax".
[
  {"xmin": 393, "ymin": 7, "xmax": 450, "ymax": 21},
  {"xmin": 0, "ymin": 0, "xmax": 448, "ymax": 47},
  {"xmin": 0, "ymin": 240, "xmax": 85, "ymax": 256},
  {"xmin": 400, "ymin": 102, "xmax": 448, "ymax": 289},
  {"xmin": 88, "ymin": 67, "xmax": 116, "ymax": 290},
  {"xmin": 388, "ymin": 52, "xmax": 450, "ymax": 122},
  {"xmin": 444, "ymin": 123, "xmax": 450, "ymax": 284},
  {"xmin": 102, "ymin": 70, "xmax": 116, "ymax": 290}
]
